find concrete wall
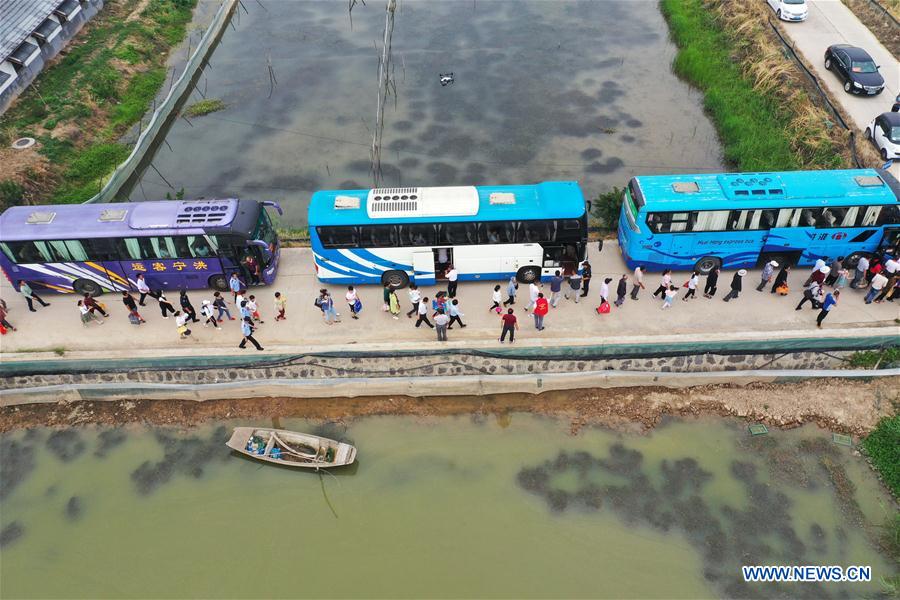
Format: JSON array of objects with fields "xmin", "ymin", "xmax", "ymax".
[{"xmin": 0, "ymin": 0, "xmax": 104, "ymax": 115}]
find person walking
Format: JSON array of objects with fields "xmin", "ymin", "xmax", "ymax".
[
  {"xmin": 122, "ymin": 291, "xmax": 146, "ymax": 324},
  {"xmin": 247, "ymin": 294, "xmax": 264, "ymax": 323},
  {"xmin": 865, "ymin": 272, "xmax": 889, "ymax": 304},
  {"xmin": 406, "ymin": 285, "xmax": 421, "ymax": 318},
  {"xmin": 565, "ymin": 271, "xmax": 582, "ymax": 303},
  {"xmin": 239, "ymin": 316, "xmax": 264, "ymax": 350},
  {"xmin": 387, "ymin": 288, "xmax": 401, "ymax": 319},
  {"xmin": 156, "ymin": 291, "xmax": 177, "ymax": 318},
  {"xmin": 212, "ymin": 292, "xmax": 233, "ymax": 322},
  {"xmin": 796, "ymin": 281, "xmax": 824, "ymax": 310},
  {"xmin": 804, "ymin": 257, "xmax": 829, "ymax": 287},
  {"xmin": 174, "ymin": 311, "xmax": 193, "ymax": 340},
  {"xmin": 662, "ymin": 285, "xmax": 678, "ymax": 309},
  {"xmin": 683, "ymin": 271, "xmax": 699, "ymax": 300},
  {"xmin": 757, "ymin": 261, "xmax": 778, "ymax": 291},
  {"xmin": 630, "ymin": 265, "xmax": 645, "ymax": 300},
  {"xmin": 179, "ymin": 290, "xmax": 199, "ymax": 323},
  {"xmin": 321, "ymin": 290, "xmax": 340, "ymax": 324},
  {"xmin": 533, "ymin": 293, "xmax": 549, "ymax": 330},
  {"xmin": 833, "ymin": 267, "xmax": 849, "ymax": 291},
  {"xmin": 504, "ymin": 276, "xmax": 517, "ymax": 306},
  {"xmin": 722, "ymin": 270, "xmax": 745, "ymax": 302},
  {"xmin": 446, "ymin": 265, "xmax": 459, "ymax": 298},
  {"xmin": 525, "ymin": 281, "xmax": 541, "ymax": 311},
  {"xmin": 485, "ymin": 284, "xmax": 501, "ymax": 313},
  {"xmin": 851, "ymin": 256, "xmax": 869, "ymax": 289},
  {"xmin": 239, "ymin": 300, "xmax": 251, "ymax": 322},
  {"xmin": 434, "ymin": 309, "xmax": 450, "ymax": 341},
  {"xmin": 816, "ymin": 290, "xmax": 839, "ymax": 328},
  {"xmin": 599, "ymin": 277, "xmax": 612, "ymax": 305},
  {"xmin": 78, "ymin": 300, "xmax": 103, "ymax": 327},
  {"xmin": 346, "ymin": 285, "xmax": 361, "ymax": 319},
  {"xmin": 415, "ymin": 297, "xmax": 433, "ymax": 328},
  {"xmin": 201, "ymin": 300, "xmax": 220, "ymax": 329},
  {"xmin": 825, "ymin": 257, "xmax": 843, "ymax": 286},
  {"xmin": 18, "ymin": 281, "xmax": 49, "ymax": 312},
  {"xmin": 0, "ymin": 299, "xmax": 16, "ymax": 333},
  {"xmin": 229, "ymin": 273, "xmax": 244, "ymax": 303},
  {"xmin": 580, "ymin": 261, "xmax": 592, "ymax": 297},
  {"xmin": 243, "ymin": 254, "xmax": 261, "ymax": 285},
  {"xmin": 614, "ymin": 274, "xmax": 628, "ymax": 307},
  {"xmin": 499, "ymin": 308, "xmax": 518, "ymax": 343},
  {"xmin": 770, "ymin": 264, "xmax": 790, "ymax": 294},
  {"xmin": 443, "ymin": 298, "xmax": 463, "ymax": 328},
  {"xmin": 83, "ymin": 293, "xmax": 108, "ymax": 317},
  {"xmin": 653, "ymin": 270, "xmax": 672, "ymax": 299},
  {"xmin": 274, "ymin": 292, "xmax": 287, "ymax": 321},
  {"xmin": 136, "ymin": 274, "xmax": 152, "ymax": 306},
  {"xmin": 382, "ymin": 284, "xmax": 392, "ymax": 313},
  {"xmin": 703, "ymin": 267, "xmax": 720, "ymax": 299},
  {"xmin": 549, "ymin": 271, "xmax": 564, "ymax": 308}
]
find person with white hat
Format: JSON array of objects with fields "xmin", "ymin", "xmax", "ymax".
[
  {"xmin": 722, "ymin": 269, "xmax": 746, "ymax": 302},
  {"xmin": 757, "ymin": 260, "xmax": 778, "ymax": 291},
  {"xmin": 200, "ymin": 300, "xmax": 220, "ymax": 329}
]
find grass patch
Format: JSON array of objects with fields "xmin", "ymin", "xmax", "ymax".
[
  {"xmin": 0, "ymin": 0, "xmax": 198, "ymax": 204},
  {"xmin": 847, "ymin": 346, "xmax": 900, "ymax": 369},
  {"xmin": 862, "ymin": 415, "xmax": 900, "ymax": 497},
  {"xmin": 660, "ymin": 0, "xmax": 849, "ymax": 171},
  {"xmin": 183, "ymin": 98, "xmax": 226, "ymax": 118}
]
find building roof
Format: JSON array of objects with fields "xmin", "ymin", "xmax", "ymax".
[
  {"xmin": 308, "ymin": 182, "xmax": 587, "ymax": 226},
  {"xmin": 0, "ymin": 0, "xmax": 58, "ymax": 62}
]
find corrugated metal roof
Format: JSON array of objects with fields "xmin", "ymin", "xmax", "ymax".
[{"xmin": 0, "ymin": 0, "xmax": 59, "ymax": 62}]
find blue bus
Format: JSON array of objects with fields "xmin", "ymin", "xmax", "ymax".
[
  {"xmin": 616, "ymin": 169, "xmax": 900, "ymax": 273},
  {"xmin": 0, "ymin": 199, "xmax": 282, "ymax": 295},
  {"xmin": 308, "ymin": 182, "xmax": 589, "ymax": 287}
]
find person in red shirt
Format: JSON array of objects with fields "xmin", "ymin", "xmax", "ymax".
[
  {"xmin": 499, "ymin": 308, "xmax": 518, "ymax": 343},
  {"xmin": 533, "ymin": 293, "xmax": 549, "ymax": 330}
]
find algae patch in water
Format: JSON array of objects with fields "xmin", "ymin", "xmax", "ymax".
[
  {"xmin": 95, "ymin": 428, "xmax": 128, "ymax": 458},
  {"xmin": 130, "ymin": 426, "xmax": 229, "ymax": 495},
  {"xmin": 0, "ymin": 521, "xmax": 24, "ymax": 549},
  {"xmin": 65, "ymin": 496, "xmax": 83, "ymax": 521},
  {"xmin": 46, "ymin": 430, "xmax": 86, "ymax": 462},
  {"xmin": 0, "ymin": 435, "xmax": 37, "ymax": 500}
]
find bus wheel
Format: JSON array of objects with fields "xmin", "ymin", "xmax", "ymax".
[
  {"xmin": 381, "ymin": 270, "xmax": 409, "ymax": 289},
  {"xmin": 693, "ymin": 256, "xmax": 721, "ymax": 275},
  {"xmin": 73, "ymin": 278, "xmax": 103, "ymax": 296},
  {"xmin": 516, "ymin": 266, "xmax": 541, "ymax": 283},
  {"xmin": 844, "ymin": 252, "xmax": 870, "ymax": 270},
  {"xmin": 208, "ymin": 274, "xmax": 229, "ymax": 291}
]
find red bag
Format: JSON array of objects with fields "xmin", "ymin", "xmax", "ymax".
[
  {"xmin": 596, "ymin": 302, "xmax": 611, "ymax": 314},
  {"xmin": 0, "ymin": 324, "xmax": 6, "ymax": 335}
]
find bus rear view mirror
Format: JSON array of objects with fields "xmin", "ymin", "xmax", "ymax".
[{"xmin": 262, "ymin": 201, "xmax": 283, "ymax": 216}]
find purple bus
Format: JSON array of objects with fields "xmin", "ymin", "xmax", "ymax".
[{"xmin": 0, "ymin": 199, "xmax": 282, "ymax": 296}]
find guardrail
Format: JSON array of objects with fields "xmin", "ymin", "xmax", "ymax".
[
  {"xmin": 85, "ymin": 0, "xmax": 238, "ymax": 203},
  {"xmin": 767, "ymin": 18, "xmax": 863, "ymax": 168}
]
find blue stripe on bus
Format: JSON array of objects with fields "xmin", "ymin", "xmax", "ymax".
[{"xmin": 351, "ymin": 248, "xmax": 413, "ymax": 272}]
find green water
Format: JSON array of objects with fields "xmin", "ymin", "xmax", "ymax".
[{"xmin": 1, "ymin": 415, "xmax": 896, "ymax": 599}]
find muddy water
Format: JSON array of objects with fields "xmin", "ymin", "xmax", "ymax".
[
  {"xmin": 1, "ymin": 415, "xmax": 895, "ymax": 598},
  {"xmin": 129, "ymin": 0, "xmax": 723, "ymax": 226}
]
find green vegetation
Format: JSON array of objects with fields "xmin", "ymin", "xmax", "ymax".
[
  {"xmin": 0, "ymin": 0, "xmax": 198, "ymax": 205},
  {"xmin": 591, "ymin": 187, "xmax": 624, "ymax": 230},
  {"xmin": 660, "ymin": 0, "xmax": 846, "ymax": 171},
  {"xmin": 847, "ymin": 346, "xmax": 900, "ymax": 369},
  {"xmin": 0, "ymin": 180, "xmax": 25, "ymax": 207},
  {"xmin": 183, "ymin": 98, "xmax": 227, "ymax": 118},
  {"xmin": 862, "ymin": 415, "xmax": 900, "ymax": 497}
]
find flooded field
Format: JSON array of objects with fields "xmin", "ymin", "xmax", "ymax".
[
  {"xmin": 130, "ymin": 0, "xmax": 723, "ymax": 226},
  {"xmin": 2, "ymin": 414, "xmax": 895, "ymax": 599}
]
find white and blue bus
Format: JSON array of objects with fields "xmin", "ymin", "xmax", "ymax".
[
  {"xmin": 308, "ymin": 182, "xmax": 588, "ymax": 287},
  {"xmin": 616, "ymin": 169, "xmax": 900, "ymax": 273}
]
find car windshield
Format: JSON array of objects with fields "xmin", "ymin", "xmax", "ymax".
[
  {"xmin": 890, "ymin": 126, "xmax": 900, "ymax": 143},
  {"xmin": 784, "ymin": 0, "xmax": 805, "ymax": 4},
  {"xmin": 851, "ymin": 60, "xmax": 877, "ymax": 74}
]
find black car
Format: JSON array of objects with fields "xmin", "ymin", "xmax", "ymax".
[{"xmin": 824, "ymin": 44, "xmax": 884, "ymax": 95}]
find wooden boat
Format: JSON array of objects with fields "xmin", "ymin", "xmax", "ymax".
[{"xmin": 226, "ymin": 427, "xmax": 357, "ymax": 469}]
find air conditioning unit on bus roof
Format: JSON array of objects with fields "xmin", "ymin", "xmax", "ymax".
[{"xmin": 366, "ymin": 186, "xmax": 479, "ymax": 219}]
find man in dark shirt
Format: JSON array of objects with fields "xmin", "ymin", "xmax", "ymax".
[{"xmin": 499, "ymin": 308, "xmax": 518, "ymax": 343}]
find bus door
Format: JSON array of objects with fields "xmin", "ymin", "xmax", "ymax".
[{"xmin": 413, "ymin": 251, "xmax": 436, "ymax": 286}]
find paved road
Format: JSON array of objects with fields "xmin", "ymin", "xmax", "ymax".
[
  {"xmin": 776, "ymin": 0, "xmax": 900, "ymax": 177},
  {"xmin": 1, "ymin": 245, "xmax": 896, "ymax": 358}
]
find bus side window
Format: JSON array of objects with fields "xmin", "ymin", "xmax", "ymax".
[
  {"xmin": 517, "ymin": 220, "xmax": 555, "ymax": 243},
  {"xmin": 399, "ymin": 224, "xmax": 435, "ymax": 247},
  {"xmin": 439, "ymin": 222, "xmax": 478, "ymax": 245},
  {"xmin": 480, "ymin": 222, "xmax": 515, "ymax": 244},
  {"xmin": 840, "ymin": 207, "xmax": 859, "ymax": 227},
  {"xmin": 1, "ymin": 241, "xmax": 52, "ymax": 263},
  {"xmin": 118, "ymin": 238, "xmax": 146, "ymax": 260},
  {"xmin": 776, "ymin": 208, "xmax": 798, "ymax": 228},
  {"xmin": 692, "ymin": 211, "xmax": 729, "ymax": 231},
  {"xmin": 876, "ymin": 205, "xmax": 899, "ymax": 226},
  {"xmin": 359, "ymin": 225, "xmax": 397, "ymax": 248},
  {"xmin": 860, "ymin": 206, "xmax": 881, "ymax": 227},
  {"xmin": 556, "ymin": 219, "xmax": 583, "ymax": 243},
  {"xmin": 317, "ymin": 227, "xmax": 358, "ymax": 248},
  {"xmin": 171, "ymin": 237, "xmax": 192, "ymax": 258}
]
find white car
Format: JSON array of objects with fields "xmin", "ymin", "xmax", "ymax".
[
  {"xmin": 767, "ymin": 0, "xmax": 809, "ymax": 21},
  {"xmin": 866, "ymin": 112, "xmax": 900, "ymax": 161}
]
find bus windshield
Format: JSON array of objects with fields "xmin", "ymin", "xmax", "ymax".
[{"xmin": 254, "ymin": 208, "xmax": 278, "ymax": 264}]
